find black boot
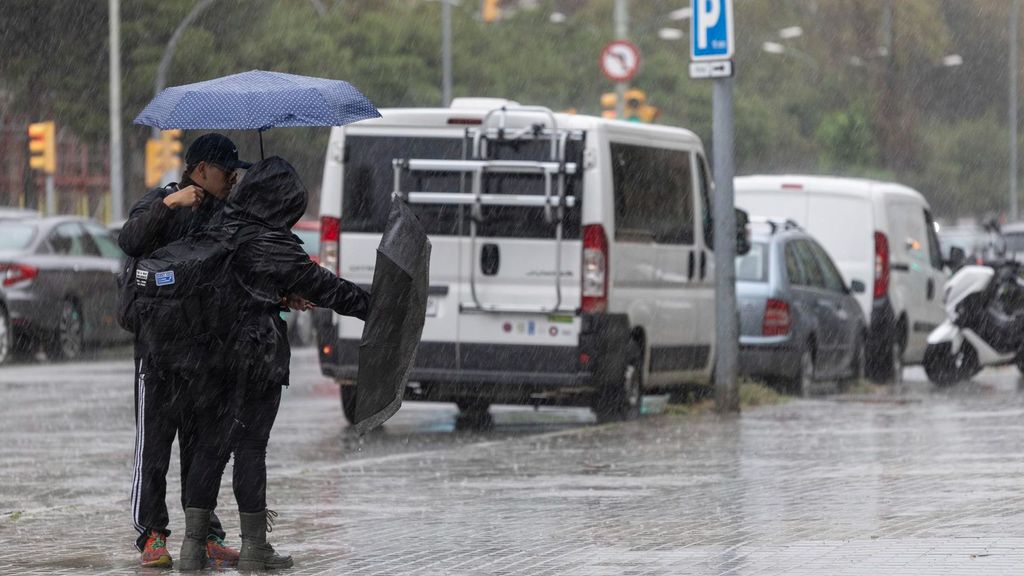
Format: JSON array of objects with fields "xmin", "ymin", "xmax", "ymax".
[
  {"xmin": 178, "ymin": 507, "xmax": 212, "ymax": 571},
  {"xmin": 237, "ymin": 509, "xmax": 293, "ymax": 571}
]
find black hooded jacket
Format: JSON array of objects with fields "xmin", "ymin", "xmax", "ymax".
[
  {"xmin": 217, "ymin": 156, "xmax": 370, "ymax": 389},
  {"xmin": 118, "ymin": 176, "xmax": 226, "ymax": 258}
]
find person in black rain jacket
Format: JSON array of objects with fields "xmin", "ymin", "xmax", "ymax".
[
  {"xmin": 177, "ymin": 156, "xmax": 370, "ymax": 571},
  {"xmin": 119, "ymin": 133, "xmax": 249, "ymax": 568}
]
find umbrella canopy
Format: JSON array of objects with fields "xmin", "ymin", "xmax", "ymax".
[
  {"xmin": 351, "ymin": 196, "xmax": 431, "ymax": 435},
  {"xmin": 133, "ymin": 70, "xmax": 380, "ymax": 131}
]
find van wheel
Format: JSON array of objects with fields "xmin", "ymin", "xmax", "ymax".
[
  {"xmin": 592, "ymin": 344, "xmax": 642, "ymax": 423},
  {"xmin": 868, "ymin": 332, "xmax": 904, "ymax": 384},
  {"xmin": 455, "ymin": 399, "xmax": 493, "ymax": 431},
  {"xmin": 47, "ymin": 299, "xmax": 83, "ymax": 361},
  {"xmin": 340, "ymin": 385, "xmax": 357, "ymax": 425}
]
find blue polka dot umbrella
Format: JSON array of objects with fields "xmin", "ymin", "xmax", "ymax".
[{"xmin": 133, "ymin": 70, "xmax": 381, "ymax": 157}]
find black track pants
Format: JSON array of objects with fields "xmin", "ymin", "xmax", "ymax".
[{"xmin": 130, "ymin": 355, "xmax": 227, "ymax": 550}]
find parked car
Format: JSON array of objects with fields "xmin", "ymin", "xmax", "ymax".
[
  {"xmin": 737, "ymin": 220, "xmax": 867, "ymax": 396},
  {"xmin": 939, "ymin": 223, "xmax": 1001, "ymax": 269},
  {"xmin": 1000, "ymin": 221, "xmax": 1024, "ymax": 261},
  {"xmin": 735, "ymin": 175, "xmax": 948, "ymax": 384},
  {"xmin": 283, "ymin": 219, "xmax": 320, "ymax": 347},
  {"xmin": 0, "ymin": 207, "xmax": 39, "ymax": 221},
  {"xmin": 316, "ymin": 97, "xmax": 748, "ymax": 424},
  {"xmin": 0, "ymin": 216, "xmax": 129, "ymax": 364}
]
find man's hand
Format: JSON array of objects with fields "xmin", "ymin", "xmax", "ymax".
[
  {"xmin": 281, "ymin": 295, "xmax": 315, "ymax": 311},
  {"xmin": 163, "ymin": 185, "xmax": 205, "ymax": 210}
]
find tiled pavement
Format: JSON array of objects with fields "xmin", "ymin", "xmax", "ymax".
[{"xmin": 1, "ymin": 351, "xmax": 1023, "ymax": 575}]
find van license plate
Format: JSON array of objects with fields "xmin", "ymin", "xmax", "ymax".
[{"xmin": 426, "ymin": 297, "xmax": 438, "ymax": 317}]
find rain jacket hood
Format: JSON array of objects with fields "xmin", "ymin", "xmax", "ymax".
[{"xmin": 225, "ymin": 156, "xmax": 308, "ymax": 230}]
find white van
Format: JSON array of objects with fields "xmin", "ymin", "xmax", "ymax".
[
  {"xmin": 734, "ymin": 175, "xmax": 948, "ymax": 382},
  {"xmin": 315, "ymin": 98, "xmax": 725, "ymax": 423}
]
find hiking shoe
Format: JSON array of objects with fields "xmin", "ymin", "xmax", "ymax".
[
  {"xmin": 140, "ymin": 530, "xmax": 172, "ymax": 568},
  {"xmin": 206, "ymin": 534, "xmax": 240, "ymax": 568}
]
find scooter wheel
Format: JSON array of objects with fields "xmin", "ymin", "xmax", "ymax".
[{"xmin": 924, "ymin": 342, "xmax": 978, "ymax": 386}]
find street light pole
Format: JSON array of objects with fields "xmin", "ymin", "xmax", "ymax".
[
  {"xmin": 442, "ymin": 0, "xmax": 453, "ymax": 106},
  {"xmin": 614, "ymin": 0, "xmax": 628, "ymax": 118},
  {"xmin": 1011, "ymin": 0, "xmax": 1020, "ymax": 222},
  {"xmin": 109, "ymin": 0, "xmax": 124, "ymax": 221}
]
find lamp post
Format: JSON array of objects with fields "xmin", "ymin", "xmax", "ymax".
[{"xmin": 1011, "ymin": 0, "xmax": 1020, "ymax": 222}]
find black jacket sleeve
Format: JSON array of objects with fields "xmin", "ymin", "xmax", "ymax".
[
  {"xmin": 242, "ymin": 232, "xmax": 371, "ymax": 320},
  {"xmin": 119, "ymin": 187, "xmax": 176, "ymax": 257}
]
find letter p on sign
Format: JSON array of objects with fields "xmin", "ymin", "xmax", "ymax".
[{"xmin": 691, "ymin": 0, "xmax": 733, "ymax": 61}]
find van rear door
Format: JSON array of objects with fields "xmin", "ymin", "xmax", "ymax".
[
  {"xmin": 449, "ymin": 137, "xmax": 586, "ymax": 372},
  {"xmin": 340, "ymin": 134, "xmax": 468, "ymax": 370}
]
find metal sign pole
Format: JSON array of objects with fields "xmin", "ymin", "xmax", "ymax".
[
  {"xmin": 712, "ymin": 76, "xmax": 739, "ymax": 413},
  {"xmin": 614, "ymin": 0, "xmax": 628, "ymax": 118}
]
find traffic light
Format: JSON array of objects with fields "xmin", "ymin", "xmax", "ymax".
[
  {"xmin": 622, "ymin": 89, "xmax": 660, "ymax": 123},
  {"xmin": 28, "ymin": 122, "xmax": 56, "ymax": 174},
  {"xmin": 482, "ymin": 0, "xmax": 499, "ymax": 22},
  {"xmin": 623, "ymin": 88, "xmax": 645, "ymax": 122},
  {"xmin": 600, "ymin": 92, "xmax": 618, "ymax": 119},
  {"xmin": 145, "ymin": 139, "xmax": 165, "ymax": 187},
  {"xmin": 145, "ymin": 130, "xmax": 184, "ymax": 187},
  {"xmin": 161, "ymin": 129, "xmax": 183, "ymax": 173}
]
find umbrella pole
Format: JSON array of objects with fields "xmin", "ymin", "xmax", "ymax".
[{"xmin": 259, "ymin": 130, "xmax": 265, "ymax": 160}]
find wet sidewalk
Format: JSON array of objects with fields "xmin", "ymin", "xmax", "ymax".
[{"xmin": 1, "ymin": 352, "xmax": 1023, "ymax": 575}]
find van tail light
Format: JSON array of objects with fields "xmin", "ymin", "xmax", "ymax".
[
  {"xmin": 320, "ymin": 216, "xmax": 340, "ymax": 274},
  {"xmin": 582, "ymin": 224, "xmax": 608, "ymax": 313},
  {"xmin": 874, "ymin": 231, "xmax": 890, "ymax": 299},
  {"xmin": 1, "ymin": 263, "xmax": 38, "ymax": 287},
  {"xmin": 762, "ymin": 299, "xmax": 791, "ymax": 336}
]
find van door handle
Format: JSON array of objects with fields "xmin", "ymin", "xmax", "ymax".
[
  {"xmin": 688, "ymin": 251, "xmax": 696, "ymax": 280},
  {"xmin": 927, "ymin": 278, "xmax": 935, "ymax": 300},
  {"xmin": 700, "ymin": 251, "xmax": 707, "ymax": 279}
]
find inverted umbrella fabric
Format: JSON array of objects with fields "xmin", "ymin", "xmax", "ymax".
[
  {"xmin": 351, "ymin": 196, "xmax": 431, "ymax": 435},
  {"xmin": 133, "ymin": 70, "xmax": 380, "ymax": 131}
]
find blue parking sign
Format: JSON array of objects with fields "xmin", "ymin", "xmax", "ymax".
[{"xmin": 691, "ymin": 0, "xmax": 734, "ymax": 61}]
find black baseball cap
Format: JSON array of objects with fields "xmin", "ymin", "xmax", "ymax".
[{"xmin": 185, "ymin": 133, "xmax": 253, "ymax": 170}]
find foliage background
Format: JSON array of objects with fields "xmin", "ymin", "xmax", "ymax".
[{"xmin": 0, "ymin": 0, "xmax": 1019, "ymax": 220}]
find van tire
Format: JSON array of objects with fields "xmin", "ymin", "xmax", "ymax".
[
  {"xmin": 592, "ymin": 342, "xmax": 642, "ymax": 423},
  {"xmin": 455, "ymin": 399, "xmax": 493, "ymax": 431},
  {"xmin": 340, "ymin": 385, "xmax": 357, "ymax": 424},
  {"xmin": 869, "ymin": 337, "xmax": 904, "ymax": 384}
]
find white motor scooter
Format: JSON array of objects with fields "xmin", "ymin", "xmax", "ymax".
[{"xmin": 924, "ymin": 262, "xmax": 1024, "ymax": 385}]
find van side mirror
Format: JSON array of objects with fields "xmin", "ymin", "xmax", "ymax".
[
  {"xmin": 946, "ymin": 246, "xmax": 967, "ymax": 271},
  {"xmin": 735, "ymin": 208, "xmax": 751, "ymax": 256},
  {"xmin": 849, "ymin": 279, "xmax": 867, "ymax": 294}
]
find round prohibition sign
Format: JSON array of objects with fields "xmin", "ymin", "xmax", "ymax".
[{"xmin": 600, "ymin": 40, "xmax": 642, "ymax": 82}]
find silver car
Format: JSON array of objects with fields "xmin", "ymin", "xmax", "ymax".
[
  {"xmin": 736, "ymin": 222, "xmax": 867, "ymax": 395},
  {"xmin": 0, "ymin": 216, "xmax": 129, "ymax": 364}
]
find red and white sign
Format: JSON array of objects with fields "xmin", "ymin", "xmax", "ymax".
[{"xmin": 600, "ymin": 40, "xmax": 641, "ymax": 82}]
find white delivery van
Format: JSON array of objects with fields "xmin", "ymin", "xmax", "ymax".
[
  {"xmin": 315, "ymin": 98, "xmax": 731, "ymax": 424},
  {"xmin": 734, "ymin": 175, "xmax": 948, "ymax": 383}
]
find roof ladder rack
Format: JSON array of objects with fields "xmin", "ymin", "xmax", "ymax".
[{"xmin": 391, "ymin": 106, "xmax": 578, "ymax": 314}]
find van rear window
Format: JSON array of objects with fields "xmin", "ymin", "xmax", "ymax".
[{"xmin": 342, "ymin": 135, "xmax": 582, "ymax": 239}]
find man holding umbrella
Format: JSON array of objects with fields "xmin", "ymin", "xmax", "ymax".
[{"xmin": 120, "ymin": 133, "xmax": 250, "ymax": 568}]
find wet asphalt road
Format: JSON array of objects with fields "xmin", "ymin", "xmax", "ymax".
[{"xmin": 1, "ymin": 347, "xmax": 1024, "ymax": 575}]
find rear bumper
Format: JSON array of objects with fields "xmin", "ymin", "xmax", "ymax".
[
  {"xmin": 739, "ymin": 334, "xmax": 802, "ymax": 381},
  {"xmin": 315, "ymin": 310, "xmax": 628, "ymax": 398},
  {"xmin": 3, "ymin": 289, "xmax": 54, "ymax": 338}
]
